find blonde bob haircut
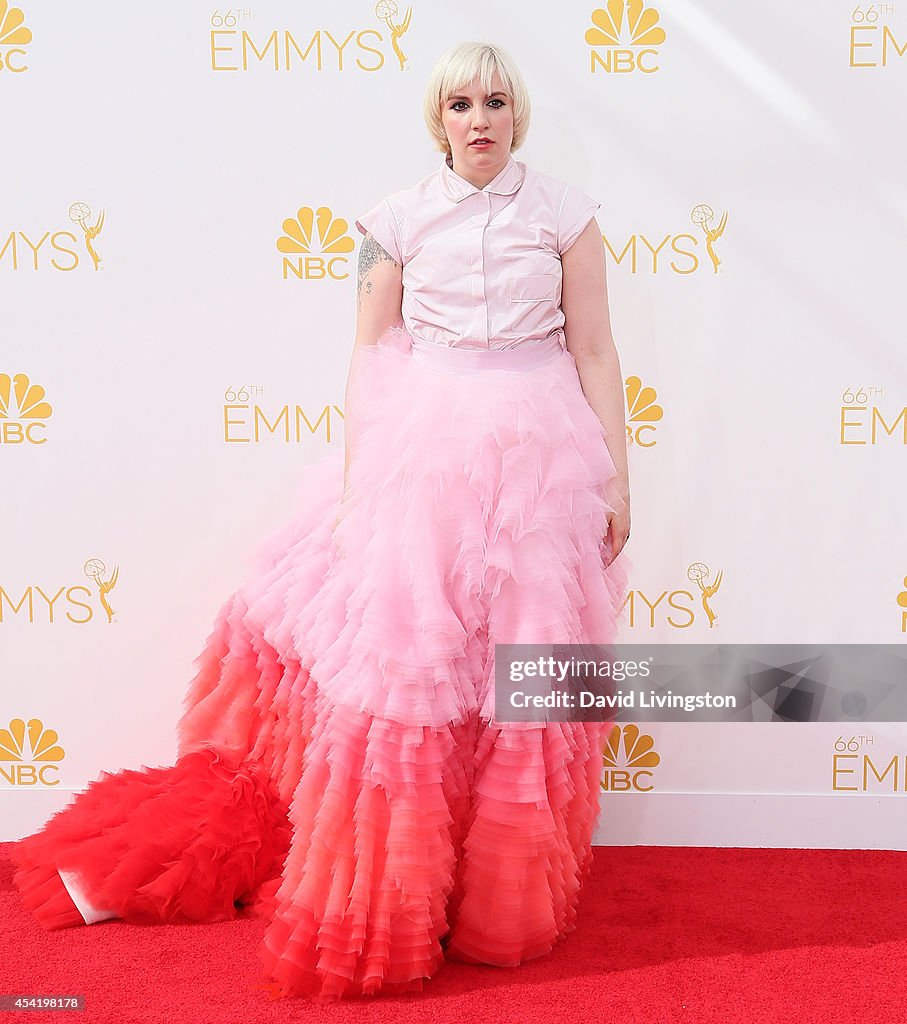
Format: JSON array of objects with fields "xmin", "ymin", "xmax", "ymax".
[{"xmin": 423, "ymin": 41, "xmax": 531, "ymax": 154}]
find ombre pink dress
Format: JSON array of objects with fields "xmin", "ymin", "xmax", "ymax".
[{"xmin": 12, "ymin": 153, "xmax": 630, "ymax": 1001}]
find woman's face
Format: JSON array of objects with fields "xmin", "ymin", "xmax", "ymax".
[{"xmin": 440, "ymin": 70, "xmax": 514, "ymax": 184}]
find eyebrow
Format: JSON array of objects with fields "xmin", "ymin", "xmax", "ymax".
[{"xmin": 448, "ymin": 91, "xmax": 508, "ymax": 101}]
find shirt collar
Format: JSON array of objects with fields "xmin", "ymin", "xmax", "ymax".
[{"xmin": 439, "ymin": 151, "xmax": 525, "ymax": 203}]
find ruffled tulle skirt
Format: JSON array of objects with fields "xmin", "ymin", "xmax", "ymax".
[{"xmin": 11, "ymin": 325, "xmax": 630, "ymax": 1000}]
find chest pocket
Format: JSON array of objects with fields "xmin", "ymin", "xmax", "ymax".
[
  {"xmin": 503, "ymin": 272, "xmax": 561, "ymax": 340},
  {"xmin": 509, "ymin": 274, "xmax": 559, "ymax": 302}
]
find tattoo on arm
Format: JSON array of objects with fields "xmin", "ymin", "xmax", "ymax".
[{"xmin": 357, "ymin": 234, "xmax": 399, "ymax": 310}]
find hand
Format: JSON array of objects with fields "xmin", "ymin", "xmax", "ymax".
[{"xmin": 604, "ymin": 503, "xmax": 631, "ymax": 566}]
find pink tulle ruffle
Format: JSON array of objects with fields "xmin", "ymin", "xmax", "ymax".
[{"xmin": 12, "ymin": 324, "xmax": 629, "ymax": 1001}]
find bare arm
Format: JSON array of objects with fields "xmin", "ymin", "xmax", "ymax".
[
  {"xmin": 561, "ymin": 217, "xmax": 631, "ymax": 560},
  {"xmin": 355, "ymin": 234, "xmax": 404, "ymax": 340},
  {"xmin": 338, "ymin": 235, "xmax": 403, "ymax": 510}
]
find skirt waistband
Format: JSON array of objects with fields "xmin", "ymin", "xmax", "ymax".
[{"xmin": 410, "ymin": 336, "xmax": 565, "ymax": 372}]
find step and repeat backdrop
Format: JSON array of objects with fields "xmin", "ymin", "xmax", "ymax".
[{"xmin": 2, "ymin": 1, "xmax": 905, "ymax": 847}]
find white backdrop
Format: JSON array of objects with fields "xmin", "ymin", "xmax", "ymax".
[{"xmin": 2, "ymin": 0, "xmax": 906, "ymax": 849}]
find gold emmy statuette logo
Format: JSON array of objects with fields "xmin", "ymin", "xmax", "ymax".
[
  {"xmin": 622, "ymin": 560, "xmax": 723, "ymax": 629},
  {"xmin": 0, "ymin": 204, "xmax": 106, "ymax": 271},
  {"xmin": 898, "ymin": 577, "xmax": 907, "ymax": 633},
  {"xmin": 375, "ymin": 0, "xmax": 411, "ymax": 70},
  {"xmin": 625, "ymin": 375, "xmax": 662, "ymax": 447},
  {"xmin": 600, "ymin": 723, "xmax": 660, "ymax": 792},
  {"xmin": 850, "ymin": 7, "xmax": 906, "ymax": 69},
  {"xmin": 586, "ymin": 0, "xmax": 665, "ymax": 73},
  {"xmin": 604, "ymin": 207, "xmax": 727, "ymax": 275},
  {"xmin": 69, "ymin": 201, "xmax": 105, "ymax": 271},
  {"xmin": 688, "ymin": 561, "xmax": 722, "ymax": 629},
  {"xmin": 209, "ymin": 5, "xmax": 413, "ymax": 72},
  {"xmin": 0, "ymin": 372, "xmax": 52, "ymax": 445},
  {"xmin": 691, "ymin": 204, "xmax": 727, "ymax": 274},
  {"xmin": 0, "ymin": 718, "xmax": 64, "ymax": 786},
  {"xmin": 0, "ymin": 1, "xmax": 31, "ymax": 73},
  {"xmin": 83, "ymin": 557, "xmax": 118, "ymax": 623},
  {"xmin": 277, "ymin": 206, "xmax": 355, "ymax": 281}
]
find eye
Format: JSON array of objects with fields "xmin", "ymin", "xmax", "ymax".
[{"xmin": 449, "ymin": 98, "xmax": 508, "ymax": 111}]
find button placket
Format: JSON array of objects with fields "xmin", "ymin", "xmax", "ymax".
[
  {"xmin": 479, "ymin": 192, "xmax": 492, "ymax": 349},
  {"xmin": 470, "ymin": 209, "xmax": 483, "ymax": 347}
]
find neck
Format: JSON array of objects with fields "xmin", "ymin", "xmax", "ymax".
[{"xmin": 447, "ymin": 151, "xmax": 510, "ymax": 190}]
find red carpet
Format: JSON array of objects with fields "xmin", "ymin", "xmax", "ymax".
[{"xmin": 2, "ymin": 842, "xmax": 905, "ymax": 1024}]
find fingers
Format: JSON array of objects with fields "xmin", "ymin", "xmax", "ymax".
[{"xmin": 603, "ymin": 519, "xmax": 631, "ymax": 565}]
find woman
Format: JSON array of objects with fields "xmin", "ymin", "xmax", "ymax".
[{"xmin": 12, "ymin": 41, "xmax": 631, "ymax": 1000}]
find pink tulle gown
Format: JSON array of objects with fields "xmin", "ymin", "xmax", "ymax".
[{"xmin": 11, "ymin": 324, "xmax": 629, "ymax": 1000}]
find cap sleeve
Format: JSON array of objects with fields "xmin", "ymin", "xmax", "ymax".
[
  {"xmin": 557, "ymin": 184, "xmax": 601, "ymax": 255},
  {"xmin": 355, "ymin": 198, "xmax": 403, "ymax": 265}
]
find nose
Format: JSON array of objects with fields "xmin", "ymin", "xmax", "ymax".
[{"xmin": 471, "ymin": 106, "xmax": 489, "ymax": 131}]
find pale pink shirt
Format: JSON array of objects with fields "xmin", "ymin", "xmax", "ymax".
[{"xmin": 355, "ymin": 153, "xmax": 600, "ymax": 352}]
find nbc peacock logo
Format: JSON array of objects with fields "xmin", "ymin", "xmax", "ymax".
[
  {"xmin": 209, "ymin": 1, "xmax": 413, "ymax": 73},
  {"xmin": 600, "ymin": 723, "xmax": 661, "ymax": 792},
  {"xmin": 0, "ymin": 372, "xmax": 52, "ymax": 445},
  {"xmin": 0, "ymin": 718, "xmax": 65, "ymax": 787},
  {"xmin": 586, "ymin": 0, "xmax": 666, "ymax": 74},
  {"xmin": 277, "ymin": 206, "xmax": 356, "ymax": 281},
  {"xmin": 625, "ymin": 376, "xmax": 662, "ymax": 447},
  {"xmin": 0, "ymin": 1, "xmax": 31, "ymax": 73}
]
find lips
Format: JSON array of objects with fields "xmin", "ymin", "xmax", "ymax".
[{"xmin": 470, "ymin": 138, "xmax": 493, "ymax": 146}]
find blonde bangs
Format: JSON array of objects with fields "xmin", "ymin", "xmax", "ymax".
[{"xmin": 422, "ymin": 41, "xmax": 531, "ymax": 154}]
